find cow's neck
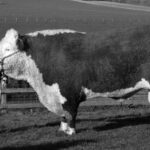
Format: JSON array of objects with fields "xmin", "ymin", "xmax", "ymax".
[{"xmin": 5, "ymin": 52, "xmax": 65, "ymax": 115}]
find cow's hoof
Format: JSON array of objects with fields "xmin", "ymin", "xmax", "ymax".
[
  {"xmin": 59, "ymin": 121, "xmax": 76, "ymax": 135},
  {"xmin": 65, "ymin": 127, "xmax": 76, "ymax": 135},
  {"xmin": 58, "ymin": 127, "xmax": 76, "ymax": 135}
]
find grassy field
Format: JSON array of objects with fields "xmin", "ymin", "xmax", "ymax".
[
  {"xmin": 0, "ymin": 0, "xmax": 150, "ymax": 38},
  {"xmin": 1, "ymin": 105, "xmax": 150, "ymax": 150}
]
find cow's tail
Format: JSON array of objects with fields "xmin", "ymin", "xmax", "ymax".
[{"xmin": 82, "ymin": 78, "xmax": 150, "ymax": 102}]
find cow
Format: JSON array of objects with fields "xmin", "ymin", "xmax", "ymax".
[{"xmin": 0, "ymin": 28, "xmax": 150, "ymax": 135}]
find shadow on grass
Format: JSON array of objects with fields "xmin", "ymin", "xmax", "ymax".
[
  {"xmin": 0, "ymin": 121, "xmax": 59, "ymax": 134},
  {"xmin": 93, "ymin": 113, "xmax": 150, "ymax": 131},
  {"xmin": 0, "ymin": 139, "xmax": 96, "ymax": 150}
]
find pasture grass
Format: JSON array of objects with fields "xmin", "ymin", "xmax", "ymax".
[
  {"xmin": 0, "ymin": 0, "xmax": 150, "ymax": 37},
  {"xmin": 1, "ymin": 105, "xmax": 150, "ymax": 149}
]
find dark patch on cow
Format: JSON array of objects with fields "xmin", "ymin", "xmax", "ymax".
[
  {"xmin": 17, "ymin": 29, "xmax": 150, "ymax": 97},
  {"xmin": 17, "ymin": 35, "xmax": 30, "ymax": 52}
]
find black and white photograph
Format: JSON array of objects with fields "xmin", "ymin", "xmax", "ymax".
[{"xmin": 1, "ymin": 0, "xmax": 150, "ymax": 149}]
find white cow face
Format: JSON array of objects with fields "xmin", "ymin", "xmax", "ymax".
[
  {"xmin": 0, "ymin": 29, "xmax": 23, "ymax": 76},
  {"xmin": 0, "ymin": 29, "xmax": 19, "ymax": 59}
]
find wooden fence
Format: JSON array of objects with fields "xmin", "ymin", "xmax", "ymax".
[{"xmin": 0, "ymin": 88, "xmax": 43, "ymax": 109}]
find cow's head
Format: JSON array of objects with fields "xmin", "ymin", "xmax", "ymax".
[
  {"xmin": 0, "ymin": 29, "xmax": 29, "ymax": 78},
  {"xmin": 0, "ymin": 29, "xmax": 19, "ymax": 59}
]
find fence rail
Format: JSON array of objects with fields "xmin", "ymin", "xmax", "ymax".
[
  {"xmin": 0, "ymin": 88, "xmax": 41, "ymax": 109},
  {"xmin": 2, "ymin": 88, "xmax": 35, "ymax": 94},
  {"xmin": 0, "ymin": 87, "xmax": 148, "ymax": 110}
]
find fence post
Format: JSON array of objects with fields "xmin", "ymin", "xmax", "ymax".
[{"xmin": 0, "ymin": 77, "xmax": 7, "ymax": 113}]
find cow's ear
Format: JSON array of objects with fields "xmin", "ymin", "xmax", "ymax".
[{"xmin": 17, "ymin": 35, "xmax": 30, "ymax": 52}]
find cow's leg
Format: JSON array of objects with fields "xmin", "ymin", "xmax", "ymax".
[
  {"xmin": 59, "ymin": 105, "xmax": 78, "ymax": 135},
  {"xmin": 59, "ymin": 116, "xmax": 68, "ymax": 132},
  {"xmin": 59, "ymin": 91, "xmax": 86, "ymax": 135},
  {"xmin": 66, "ymin": 111, "xmax": 77, "ymax": 135},
  {"xmin": 59, "ymin": 116, "xmax": 76, "ymax": 135}
]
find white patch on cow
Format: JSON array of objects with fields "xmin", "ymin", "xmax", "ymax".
[
  {"xmin": 65, "ymin": 127, "xmax": 76, "ymax": 135},
  {"xmin": 0, "ymin": 29, "xmax": 67, "ymax": 116},
  {"xmin": 136, "ymin": 78, "xmax": 150, "ymax": 89},
  {"xmin": 148, "ymin": 91, "xmax": 150, "ymax": 103},
  {"xmin": 3, "ymin": 28, "xmax": 18, "ymax": 44},
  {"xmin": 82, "ymin": 87, "xmax": 100, "ymax": 99},
  {"xmin": 0, "ymin": 29, "xmax": 19, "ymax": 59},
  {"xmin": 83, "ymin": 78, "xmax": 150, "ymax": 100},
  {"xmin": 59, "ymin": 122, "xmax": 68, "ymax": 132},
  {"xmin": 48, "ymin": 83, "xmax": 67, "ymax": 104},
  {"xmin": 59, "ymin": 122, "xmax": 75, "ymax": 135},
  {"xmin": 26, "ymin": 29, "xmax": 86, "ymax": 37}
]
